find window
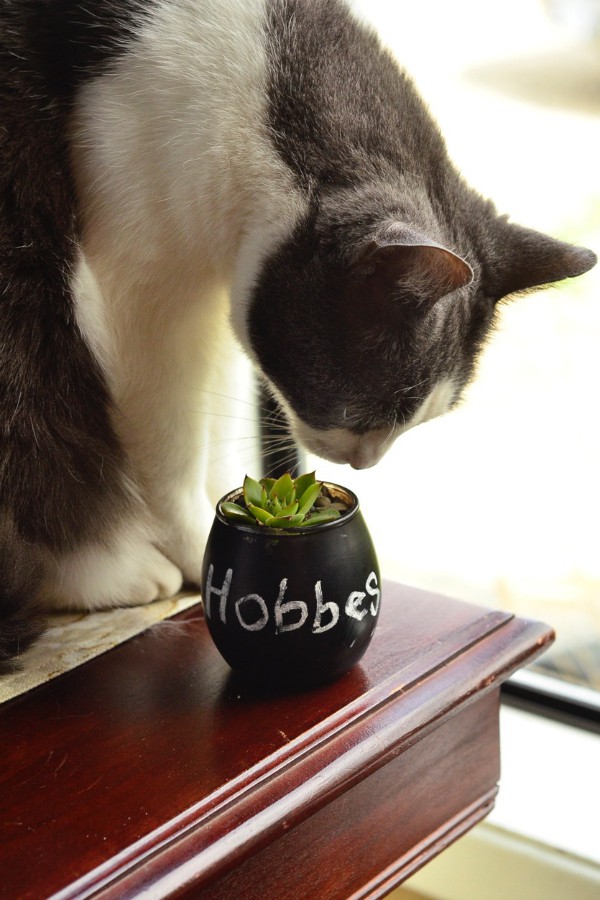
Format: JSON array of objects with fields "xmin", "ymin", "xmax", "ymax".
[{"xmin": 306, "ymin": 0, "xmax": 600, "ymax": 714}]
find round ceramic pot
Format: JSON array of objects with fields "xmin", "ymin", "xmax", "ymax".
[{"xmin": 201, "ymin": 483, "xmax": 381, "ymax": 688}]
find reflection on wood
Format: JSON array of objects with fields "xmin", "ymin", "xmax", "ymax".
[{"xmin": 0, "ymin": 581, "xmax": 553, "ymax": 899}]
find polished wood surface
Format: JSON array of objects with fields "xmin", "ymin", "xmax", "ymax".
[{"xmin": 0, "ymin": 581, "xmax": 553, "ymax": 899}]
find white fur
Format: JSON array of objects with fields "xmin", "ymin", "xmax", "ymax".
[
  {"xmin": 62, "ymin": 0, "xmax": 308, "ymax": 608},
  {"xmin": 43, "ymin": 518, "xmax": 183, "ymax": 610},
  {"xmin": 56, "ymin": 0, "xmax": 455, "ymax": 610},
  {"xmin": 408, "ymin": 377, "xmax": 458, "ymax": 428}
]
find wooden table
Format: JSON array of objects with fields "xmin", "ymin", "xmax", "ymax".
[{"xmin": 0, "ymin": 581, "xmax": 553, "ymax": 899}]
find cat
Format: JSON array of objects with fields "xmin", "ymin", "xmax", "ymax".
[{"xmin": 0, "ymin": 0, "xmax": 596, "ymax": 667}]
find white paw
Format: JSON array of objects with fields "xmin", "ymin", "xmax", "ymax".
[
  {"xmin": 159, "ymin": 520, "xmax": 211, "ymax": 587},
  {"xmin": 44, "ymin": 521, "xmax": 183, "ymax": 611},
  {"xmin": 151, "ymin": 491, "xmax": 215, "ymax": 587}
]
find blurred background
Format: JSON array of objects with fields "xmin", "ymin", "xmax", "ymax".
[
  {"xmin": 214, "ymin": 0, "xmax": 600, "ymax": 701},
  {"xmin": 202, "ymin": 2, "xmax": 600, "ymax": 887},
  {"xmin": 301, "ymin": 0, "xmax": 600, "ymax": 699},
  {"xmin": 204, "ymin": 2, "xmax": 600, "ymax": 891}
]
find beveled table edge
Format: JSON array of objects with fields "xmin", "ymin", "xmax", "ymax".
[{"xmin": 53, "ymin": 606, "xmax": 554, "ymax": 900}]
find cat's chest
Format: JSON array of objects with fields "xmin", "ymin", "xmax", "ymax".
[{"xmin": 70, "ymin": 94, "xmax": 245, "ymax": 281}]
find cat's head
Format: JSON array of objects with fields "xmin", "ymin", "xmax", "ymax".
[{"xmin": 244, "ymin": 184, "xmax": 596, "ymax": 468}]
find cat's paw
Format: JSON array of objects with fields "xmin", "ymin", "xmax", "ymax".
[
  {"xmin": 155, "ymin": 496, "xmax": 214, "ymax": 587},
  {"xmin": 44, "ymin": 523, "xmax": 183, "ymax": 611},
  {"xmin": 160, "ymin": 523, "xmax": 210, "ymax": 588}
]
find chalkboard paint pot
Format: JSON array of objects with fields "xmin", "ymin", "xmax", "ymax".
[{"xmin": 201, "ymin": 483, "xmax": 381, "ymax": 689}]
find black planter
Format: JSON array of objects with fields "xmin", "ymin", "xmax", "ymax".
[{"xmin": 201, "ymin": 483, "xmax": 381, "ymax": 689}]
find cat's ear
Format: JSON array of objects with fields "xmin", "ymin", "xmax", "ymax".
[
  {"xmin": 490, "ymin": 221, "xmax": 597, "ymax": 300},
  {"xmin": 351, "ymin": 226, "xmax": 473, "ymax": 306}
]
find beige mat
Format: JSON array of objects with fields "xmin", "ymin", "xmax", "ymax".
[{"xmin": 0, "ymin": 593, "xmax": 202, "ymax": 704}]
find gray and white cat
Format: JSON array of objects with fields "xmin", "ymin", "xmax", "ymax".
[{"xmin": 0, "ymin": 0, "xmax": 595, "ymax": 664}]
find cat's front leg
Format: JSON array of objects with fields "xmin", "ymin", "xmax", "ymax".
[
  {"xmin": 156, "ymin": 490, "xmax": 214, "ymax": 588},
  {"xmin": 150, "ymin": 354, "xmax": 261, "ymax": 586},
  {"xmin": 111, "ymin": 310, "xmax": 257, "ymax": 588},
  {"xmin": 44, "ymin": 516, "xmax": 183, "ymax": 611},
  {"xmin": 114, "ymin": 377, "xmax": 218, "ymax": 588}
]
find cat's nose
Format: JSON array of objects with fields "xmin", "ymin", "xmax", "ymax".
[
  {"xmin": 347, "ymin": 431, "xmax": 392, "ymax": 469},
  {"xmin": 348, "ymin": 448, "xmax": 379, "ymax": 469},
  {"xmin": 291, "ymin": 421, "xmax": 395, "ymax": 469}
]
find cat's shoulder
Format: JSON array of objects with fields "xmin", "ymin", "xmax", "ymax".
[{"xmin": 0, "ymin": 0, "xmax": 152, "ymax": 92}]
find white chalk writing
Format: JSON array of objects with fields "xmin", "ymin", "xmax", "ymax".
[
  {"xmin": 205, "ymin": 569, "xmax": 380, "ymax": 636},
  {"xmin": 274, "ymin": 578, "xmax": 309, "ymax": 633},
  {"xmin": 312, "ymin": 580, "xmax": 340, "ymax": 633},
  {"xmin": 235, "ymin": 593, "xmax": 269, "ymax": 631},
  {"xmin": 366, "ymin": 571, "xmax": 381, "ymax": 616},
  {"xmin": 345, "ymin": 590, "xmax": 368, "ymax": 621},
  {"xmin": 204, "ymin": 564, "xmax": 233, "ymax": 623}
]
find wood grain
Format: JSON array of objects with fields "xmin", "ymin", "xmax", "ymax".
[{"xmin": 0, "ymin": 581, "xmax": 553, "ymax": 899}]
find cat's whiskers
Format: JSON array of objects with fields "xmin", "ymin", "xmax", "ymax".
[
  {"xmin": 192, "ymin": 411, "xmax": 263, "ymax": 424},
  {"xmin": 213, "ymin": 437, "xmax": 299, "ymax": 479},
  {"xmin": 394, "ymin": 377, "xmax": 429, "ymax": 398},
  {"xmin": 383, "ymin": 416, "xmax": 398, "ymax": 449},
  {"xmin": 201, "ymin": 429, "xmax": 297, "ymax": 470},
  {"xmin": 197, "ymin": 430, "xmax": 291, "ymax": 452},
  {"xmin": 186, "ymin": 398, "xmax": 287, "ymax": 429},
  {"xmin": 340, "ymin": 406, "xmax": 361, "ymax": 428},
  {"xmin": 192, "ymin": 388, "xmax": 284, "ymax": 421},
  {"xmin": 262, "ymin": 448, "xmax": 302, "ymax": 478},
  {"xmin": 196, "ymin": 434, "xmax": 261, "ymax": 451}
]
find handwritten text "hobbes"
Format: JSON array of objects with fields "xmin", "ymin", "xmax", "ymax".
[{"xmin": 204, "ymin": 566, "xmax": 380, "ymax": 635}]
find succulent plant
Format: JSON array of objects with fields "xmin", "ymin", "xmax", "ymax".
[{"xmin": 221, "ymin": 472, "xmax": 342, "ymax": 529}]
